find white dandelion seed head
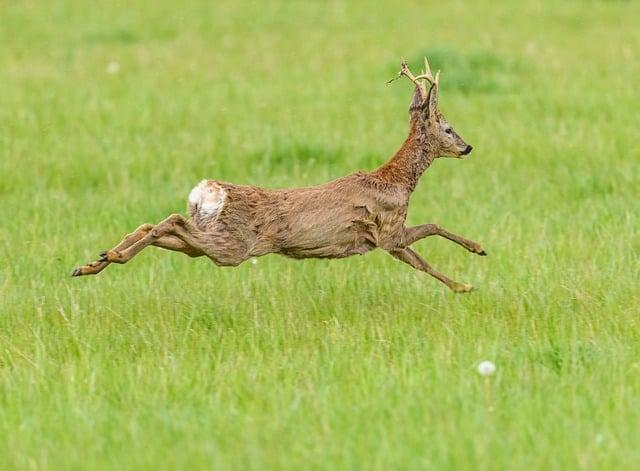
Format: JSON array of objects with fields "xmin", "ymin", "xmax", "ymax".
[
  {"xmin": 477, "ymin": 360, "xmax": 496, "ymax": 376},
  {"xmin": 107, "ymin": 61, "xmax": 120, "ymax": 74}
]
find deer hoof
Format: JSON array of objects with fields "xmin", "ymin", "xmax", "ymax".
[
  {"xmin": 470, "ymin": 244, "xmax": 486, "ymax": 255},
  {"xmin": 71, "ymin": 267, "xmax": 83, "ymax": 277},
  {"xmin": 451, "ymin": 282, "xmax": 474, "ymax": 293}
]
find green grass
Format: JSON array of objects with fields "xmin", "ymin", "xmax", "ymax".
[{"xmin": 1, "ymin": 0, "xmax": 639, "ymax": 469}]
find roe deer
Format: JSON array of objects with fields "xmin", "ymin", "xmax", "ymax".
[{"xmin": 72, "ymin": 58, "xmax": 486, "ymax": 292}]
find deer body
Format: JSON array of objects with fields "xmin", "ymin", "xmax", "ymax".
[
  {"xmin": 73, "ymin": 58, "xmax": 486, "ymax": 292},
  {"xmin": 186, "ymin": 170, "xmax": 409, "ymax": 265}
]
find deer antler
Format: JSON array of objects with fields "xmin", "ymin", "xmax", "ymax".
[
  {"xmin": 387, "ymin": 57, "xmax": 440, "ymax": 100},
  {"xmin": 419, "ymin": 56, "xmax": 440, "ymax": 88}
]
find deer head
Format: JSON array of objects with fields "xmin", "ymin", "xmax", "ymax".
[{"xmin": 389, "ymin": 57, "xmax": 473, "ymax": 158}]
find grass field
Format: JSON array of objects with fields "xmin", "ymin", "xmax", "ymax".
[{"xmin": 1, "ymin": 0, "xmax": 639, "ymax": 469}]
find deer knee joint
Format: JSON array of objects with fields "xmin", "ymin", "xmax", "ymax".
[
  {"xmin": 137, "ymin": 223, "xmax": 154, "ymax": 232},
  {"xmin": 124, "ymin": 224, "xmax": 153, "ymax": 240},
  {"xmin": 151, "ymin": 215, "xmax": 186, "ymax": 238},
  {"xmin": 167, "ymin": 214, "xmax": 185, "ymax": 226}
]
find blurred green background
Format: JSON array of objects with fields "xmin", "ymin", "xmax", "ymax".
[{"xmin": 1, "ymin": 0, "xmax": 639, "ymax": 469}]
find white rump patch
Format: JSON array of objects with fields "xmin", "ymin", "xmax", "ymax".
[{"xmin": 188, "ymin": 180, "xmax": 227, "ymax": 217}]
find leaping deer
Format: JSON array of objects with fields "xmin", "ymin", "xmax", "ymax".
[{"xmin": 72, "ymin": 57, "xmax": 486, "ymax": 292}]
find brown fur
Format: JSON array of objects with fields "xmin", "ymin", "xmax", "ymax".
[{"xmin": 72, "ymin": 60, "xmax": 485, "ymax": 292}]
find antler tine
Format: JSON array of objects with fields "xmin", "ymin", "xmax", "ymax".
[
  {"xmin": 387, "ymin": 58, "xmax": 428, "ymax": 99},
  {"xmin": 412, "ymin": 56, "xmax": 437, "ymax": 87},
  {"xmin": 413, "ymin": 72, "xmax": 435, "ymax": 86},
  {"xmin": 423, "ymin": 57, "xmax": 432, "ymax": 77},
  {"xmin": 386, "ymin": 57, "xmax": 406, "ymax": 85}
]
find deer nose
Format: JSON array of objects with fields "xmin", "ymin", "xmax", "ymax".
[{"xmin": 462, "ymin": 145, "xmax": 473, "ymax": 155}]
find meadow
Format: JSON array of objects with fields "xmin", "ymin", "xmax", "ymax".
[{"xmin": 1, "ymin": 0, "xmax": 639, "ymax": 469}]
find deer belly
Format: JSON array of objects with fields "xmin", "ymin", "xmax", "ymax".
[{"xmin": 278, "ymin": 217, "xmax": 378, "ymax": 259}]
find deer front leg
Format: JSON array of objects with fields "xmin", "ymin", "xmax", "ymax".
[
  {"xmin": 403, "ymin": 224, "xmax": 486, "ymax": 255},
  {"xmin": 388, "ymin": 247, "xmax": 473, "ymax": 293}
]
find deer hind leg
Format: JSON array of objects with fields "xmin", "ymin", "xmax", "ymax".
[
  {"xmin": 102, "ymin": 214, "xmax": 199, "ymax": 264},
  {"xmin": 403, "ymin": 224, "xmax": 486, "ymax": 255},
  {"xmin": 72, "ymin": 216, "xmax": 205, "ymax": 277},
  {"xmin": 72, "ymin": 223, "xmax": 154, "ymax": 276},
  {"xmin": 152, "ymin": 234, "xmax": 203, "ymax": 257},
  {"xmin": 389, "ymin": 247, "xmax": 473, "ymax": 293},
  {"xmin": 142, "ymin": 220, "xmax": 249, "ymax": 267}
]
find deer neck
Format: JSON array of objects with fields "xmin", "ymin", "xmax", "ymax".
[{"xmin": 373, "ymin": 118, "xmax": 437, "ymax": 192}]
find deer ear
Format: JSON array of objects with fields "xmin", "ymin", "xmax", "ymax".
[
  {"xmin": 423, "ymin": 83, "xmax": 438, "ymax": 121},
  {"xmin": 408, "ymin": 85, "xmax": 422, "ymax": 113}
]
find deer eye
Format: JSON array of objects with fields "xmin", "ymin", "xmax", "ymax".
[{"xmin": 445, "ymin": 128, "xmax": 453, "ymax": 135}]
